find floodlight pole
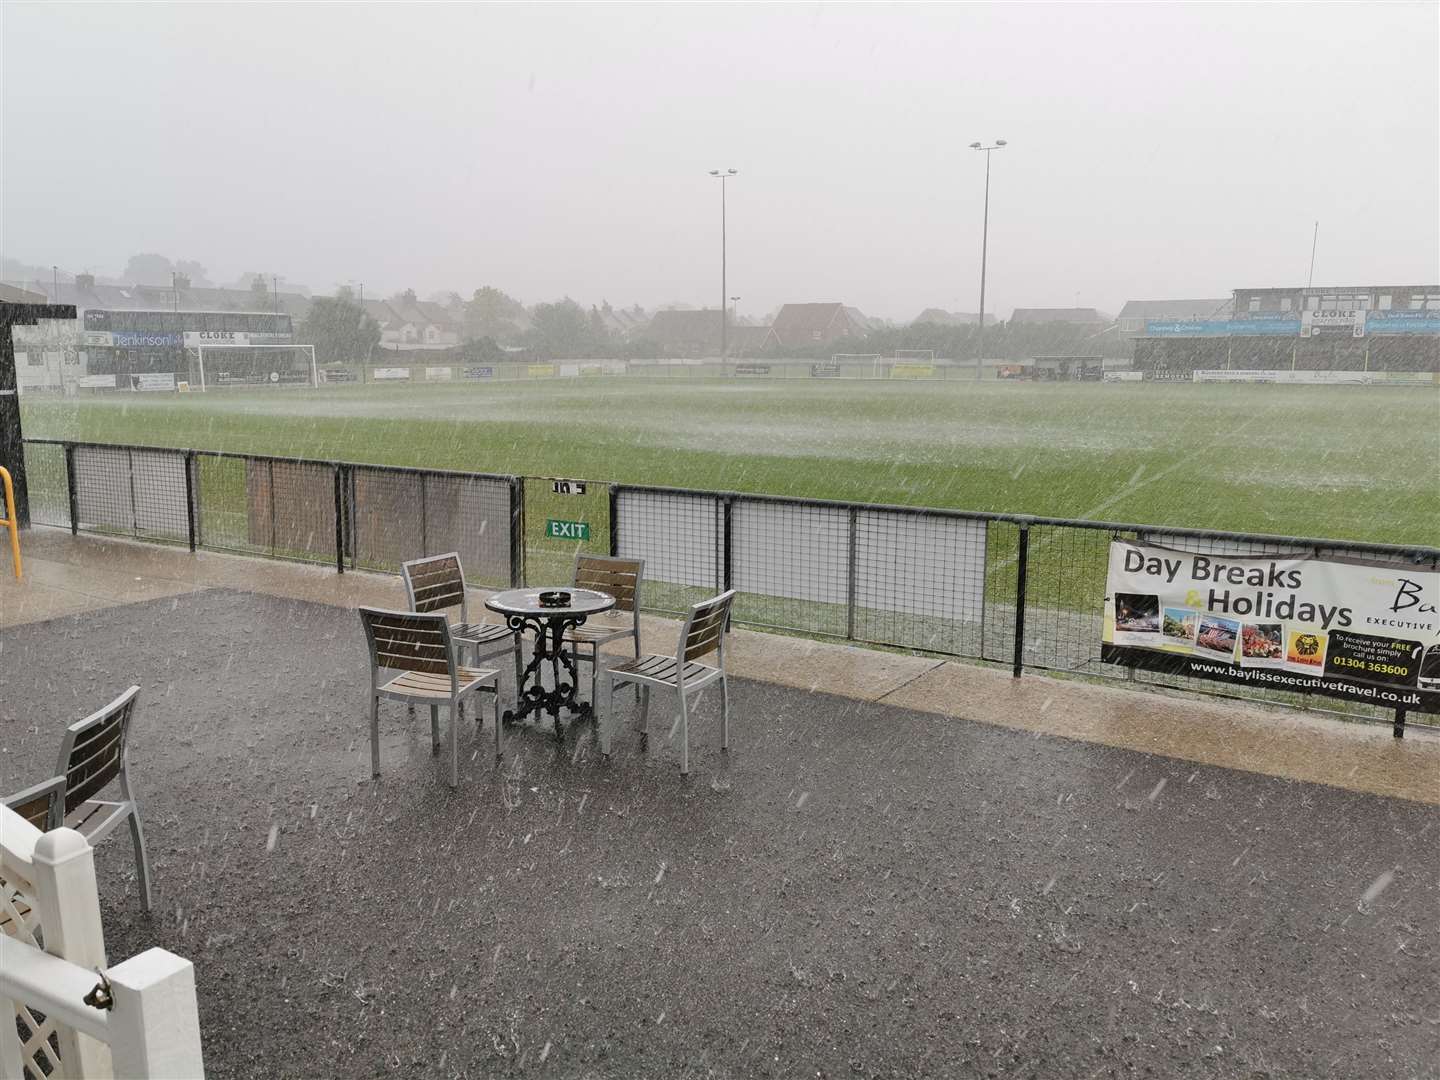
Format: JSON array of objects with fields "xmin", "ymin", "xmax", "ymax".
[
  {"xmin": 710, "ymin": 169, "xmax": 737, "ymax": 359},
  {"xmin": 970, "ymin": 140, "xmax": 1007, "ymax": 380}
]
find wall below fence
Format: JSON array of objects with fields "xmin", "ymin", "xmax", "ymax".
[{"xmin": 21, "ymin": 438, "xmax": 1439, "ymax": 732}]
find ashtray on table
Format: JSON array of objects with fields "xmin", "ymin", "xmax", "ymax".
[{"xmin": 538, "ymin": 591, "xmax": 572, "ymax": 608}]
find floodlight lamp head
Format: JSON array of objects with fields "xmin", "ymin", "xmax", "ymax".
[
  {"xmin": 969, "ymin": 142, "xmax": 982, "ymax": 149},
  {"xmin": 996, "ymin": 139, "xmax": 1008, "ymax": 146}
]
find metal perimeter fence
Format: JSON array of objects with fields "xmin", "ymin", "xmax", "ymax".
[{"xmin": 21, "ymin": 438, "xmax": 1439, "ymax": 733}]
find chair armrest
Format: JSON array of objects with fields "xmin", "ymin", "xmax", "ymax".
[{"xmin": 4, "ymin": 775, "xmax": 65, "ymax": 830}]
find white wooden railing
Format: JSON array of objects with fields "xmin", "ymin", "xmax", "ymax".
[{"xmin": 0, "ymin": 804, "xmax": 204, "ymax": 1079}]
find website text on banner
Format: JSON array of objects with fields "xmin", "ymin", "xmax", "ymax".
[{"xmin": 1102, "ymin": 541, "xmax": 1440, "ymax": 713}]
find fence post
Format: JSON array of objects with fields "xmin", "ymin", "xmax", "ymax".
[
  {"xmin": 333, "ymin": 464, "xmax": 346, "ymax": 575},
  {"xmin": 846, "ymin": 506, "xmax": 858, "ymax": 640},
  {"xmin": 721, "ymin": 495, "xmax": 734, "ymax": 594},
  {"xmin": 183, "ymin": 451, "xmax": 197, "ymax": 552},
  {"xmin": 31, "ymin": 827, "xmax": 111, "ymax": 1077},
  {"xmin": 64, "ymin": 443, "xmax": 79, "ymax": 535},
  {"xmin": 1393, "ymin": 708, "xmax": 1406, "ymax": 739},
  {"xmin": 106, "ymin": 949, "xmax": 206, "ymax": 1080},
  {"xmin": 1012, "ymin": 520, "xmax": 1030, "ymax": 678},
  {"xmin": 510, "ymin": 476, "xmax": 524, "ymax": 588},
  {"xmin": 608, "ymin": 484, "xmax": 619, "ymax": 557}
]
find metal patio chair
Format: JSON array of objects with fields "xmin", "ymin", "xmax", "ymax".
[
  {"xmin": 563, "ymin": 554, "xmax": 645, "ymax": 709},
  {"xmin": 2, "ymin": 686, "xmax": 153, "ymax": 912},
  {"xmin": 359, "ymin": 606, "xmax": 503, "ymax": 788},
  {"xmin": 403, "ymin": 552, "xmax": 522, "ymax": 718},
  {"xmin": 601, "ymin": 589, "xmax": 736, "ymax": 775}
]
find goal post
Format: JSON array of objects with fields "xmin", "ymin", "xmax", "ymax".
[
  {"xmin": 829, "ymin": 353, "xmax": 884, "ymax": 378},
  {"xmin": 194, "ymin": 344, "xmax": 318, "ymax": 390},
  {"xmin": 892, "ymin": 348, "xmax": 936, "ymax": 363}
]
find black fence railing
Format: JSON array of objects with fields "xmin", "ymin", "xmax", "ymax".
[{"xmin": 21, "ymin": 438, "xmax": 1439, "ymax": 732}]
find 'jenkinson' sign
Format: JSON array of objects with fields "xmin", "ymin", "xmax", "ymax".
[{"xmin": 1102, "ymin": 541, "xmax": 1440, "ymax": 713}]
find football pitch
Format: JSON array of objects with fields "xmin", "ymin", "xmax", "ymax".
[{"xmin": 20, "ymin": 378, "xmax": 1439, "ymax": 546}]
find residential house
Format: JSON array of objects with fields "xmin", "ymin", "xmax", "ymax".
[
  {"xmin": 642, "ymin": 309, "xmax": 723, "ymax": 355},
  {"xmin": 770, "ymin": 303, "xmax": 869, "ymax": 348}
]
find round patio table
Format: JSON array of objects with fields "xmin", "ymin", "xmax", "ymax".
[{"xmin": 485, "ymin": 587, "xmax": 616, "ymax": 738}]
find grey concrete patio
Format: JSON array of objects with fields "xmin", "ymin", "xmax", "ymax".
[{"xmin": 3, "ymin": 584, "xmax": 1437, "ymax": 1079}]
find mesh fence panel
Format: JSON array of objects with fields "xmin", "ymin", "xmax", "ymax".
[
  {"xmin": 71, "ymin": 445, "xmax": 188, "ymax": 544},
  {"xmin": 349, "ymin": 467, "xmax": 427, "ymax": 573},
  {"xmin": 982, "ymin": 520, "xmax": 1020, "ymax": 665},
  {"xmin": 423, "ymin": 472, "xmax": 512, "ymax": 587},
  {"xmin": 854, "ymin": 510, "xmax": 988, "ymax": 656},
  {"xmin": 615, "ymin": 489, "xmax": 721, "ymax": 614},
  {"xmin": 731, "ymin": 498, "xmax": 849, "ymax": 636},
  {"xmin": 1018, "ymin": 524, "xmax": 1125, "ymax": 676},
  {"xmin": 523, "ymin": 478, "xmax": 609, "ymax": 588},
  {"xmin": 194, "ymin": 454, "xmax": 250, "ymax": 554},
  {"xmin": 349, "ymin": 466, "xmax": 513, "ymax": 583},
  {"xmin": 20, "ymin": 442, "xmax": 67, "ymax": 527}
]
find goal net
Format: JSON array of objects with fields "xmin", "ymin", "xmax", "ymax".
[
  {"xmin": 893, "ymin": 348, "xmax": 936, "ymax": 363},
  {"xmin": 193, "ymin": 345, "xmax": 318, "ymax": 390}
]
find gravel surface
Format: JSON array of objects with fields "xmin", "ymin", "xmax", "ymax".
[{"xmin": 2, "ymin": 589, "xmax": 1436, "ymax": 1079}]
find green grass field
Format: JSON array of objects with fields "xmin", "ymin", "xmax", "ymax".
[{"xmin": 22, "ymin": 378, "xmax": 1437, "ymax": 546}]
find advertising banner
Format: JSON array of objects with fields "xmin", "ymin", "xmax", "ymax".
[
  {"xmin": 425, "ymin": 366, "xmax": 453, "ymax": 381},
  {"xmin": 527, "ymin": 364, "xmax": 556, "ymax": 379},
  {"xmin": 891, "ymin": 363, "xmax": 935, "ymax": 379},
  {"xmin": 1192, "ymin": 370, "xmax": 1434, "ymax": 386},
  {"xmin": 1145, "ymin": 320, "xmax": 1232, "ymax": 337},
  {"xmin": 132, "ymin": 373, "xmax": 177, "ymax": 392},
  {"xmin": 78, "ymin": 374, "xmax": 116, "ymax": 388},
  {"xmin": 184, "ymin": 330, "xmax": 250, "ymax": 347},
  {"xmin": 1229, "ymin": 317, "xmax": 1301, "ymax": 336},
  {"xmin": 464, "ymin": 366, "xmax": 494, "ymax": 379},
  {"xmin": 1301, "ymin": 309, "xmax": 1366, "ymax": 338},
  {"xmin": 1102, "ymin": 540, "xmax": 1440, "ymax": 713},
  {"xmin": 81, "ymin": 331, "xmax": 114, "ymax": 347},
  {"xmin": 373, "ymin": 367, "xmax": 410, "ymax": 380},
  {"xmin": 734, "ymin": 363, "xmax": 771, "ymax": 375},
  {"xmin": 1103, "ymin": 371, "xmax": 1144, "ymax": 382},
  {"xmin": 810, "ymin": 362, "xmax": 840, "ymax": 378},
  {"xmin": 112, "ymin": 330, "xmax": 182, "ymax": 348},
  {"xmin": 1366, "ymin": 311, "xmax": 1440, "ymax": 335},
  {"xmin": 1144, "ymin": 319, "xmax": 1302, "ymax": 337}
]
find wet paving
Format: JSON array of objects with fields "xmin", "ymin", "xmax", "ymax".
[{"xmin": 2, "ymin": 588, "xmax": 1437, "ymax": 1079}]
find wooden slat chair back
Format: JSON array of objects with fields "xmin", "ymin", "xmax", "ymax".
[
  {"xmin": 682, "ymin": 592, "xmax": 732, "ymax": 663},
  {"xmin": 2, "ymin": 686, "xmax": 153, "ymax": 912},
  {"xmin": 403, "ymin": 553, "xmax": 469, "ymax": 623},
  {"xmin": 358, "ymin": 606, "xmax": 503, "ymax": 788},
  {"xmin": 363, "ymin": 608, "xmax": 455, "ymax": 677},
  {"xmin": 564, "ymin": 555, "xmax": 647, "ymax": 709},
  {"xmin": 574, "ymin": 555, "xmax": 643, "ymax": 616},
  {"xmin": 601, "ymin": 590, "xmax": 736, "ymax": 775},
  {"xmin": 402, "ymin": 552, "xmax": 521, "ymax": 706}
]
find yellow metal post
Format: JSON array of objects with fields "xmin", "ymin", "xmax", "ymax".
[{"xmin": 0, "ymin": 465, "xmax": 21, "ymax": 579}]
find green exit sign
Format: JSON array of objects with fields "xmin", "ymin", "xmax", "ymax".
[{"xmin": 545, "ymin": 519, "xmax": 591, "ymax": 542}]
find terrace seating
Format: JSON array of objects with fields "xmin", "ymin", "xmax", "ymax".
[
  {"xmin": 402, "ymin": 552, "xmax": 521, "ymax": 719},
  {"xmin": 2, "ymin": 686, "xmax": 153, "ymax": 912},
  {"xmin": 601, "ymin": 590, "xmax": 736, "ymax": 775},
  {"xmin": 562, "ymin": 554, "xmax": 645, "ymax": 707},
  {"xmin": 359, "ymin": 607, "xmax": 503, "ymax": 788}
]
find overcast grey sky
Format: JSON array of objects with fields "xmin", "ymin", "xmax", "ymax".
[{"xmin": 3, "ymin": 2, "xmax": 1437, "ymax": 321}]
